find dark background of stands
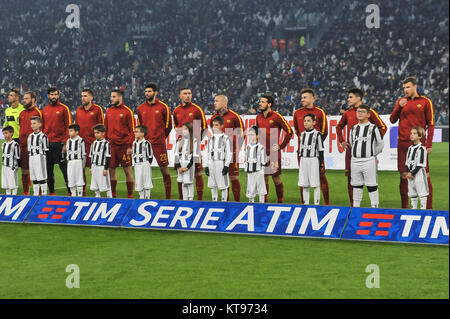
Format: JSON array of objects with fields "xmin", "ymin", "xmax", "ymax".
[{"xmin": 0, "ymin": 0, "xmax": 448, "ymax": 126}]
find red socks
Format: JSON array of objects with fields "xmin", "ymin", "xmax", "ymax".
[
  {"xmin": 163, "ymin": 174, "xmax": 172, "ymax": 199},
  {"xmin": 320, "ymin": 173, "xmax": 330, "ymax": 205},
  {"xmin": 126, "ymin": 181, "xmax": 134, "ymax": 198},
  {"xmin": 231, "ymin": 179, "xmax": 241, "ymax": 202},
  {"xmin": 195, "ymin": 175, "xmax": 204, "ymax": 200},
  {"xmin": 275, "ymin": 183, "xmax": 284, "ymax": 203},
  {"xmin": 347, "ymin": 176, "xmax": 353, "ymax": 206},
  {"xmin": 400, "ymin": 178, "xmax": 409, "ymax": 208},
  {"xmin": 426, "ymin": 176, "xmax": 433, "ymax": 209},
  {"xmin": 178, "ymin": 182, "xmax": 183, "ymax": 200},
  {"xmin": 22, "ymin": 173, "xmax": 30, "ymax": 194},
  {"xmin": 111, "ymin": 179, "xmax": 117, "ymax": 198}
]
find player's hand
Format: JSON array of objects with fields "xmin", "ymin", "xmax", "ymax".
[
  {"xmin": 427, "ymin": 148, "xmax": 432, "ymax": 155},
  {"xmin": 272, "ymin": 144, "xmax": 280, "ymax": 152},
  {"xmin": 89, "ymin": 169, "xmax": 92, "ymax": 174},
  {"xmin": 399, "ymin": 98, "xmax": 407, "ymax": 107},
  {"xmin": 340, "ymin": 141, "xmax": 349, "ymax": 150},
  {"xmin": 126, "ymin": 148, "xmax": 132, "ymax": 155},
  {"xmin": 62, "ymin": 144, "xmax": 67, "ymax": 153},
  {"xmin": 320, "ymin": 163, "xmax": 325, "ymax": 174},
  {"xmin": 222, "ymin": 166, "xmax": 229, "ymax": 176},
  {"xmin": 205, "ymin": 167, "xmax": 209, "ymax": 176},
  {"xmin": 103, "ymin": 170, "xmax": 108, "ymax": 176},
  {"xmin": 406, "ymin": 173, "xmax": 414, "ymax": 180}
]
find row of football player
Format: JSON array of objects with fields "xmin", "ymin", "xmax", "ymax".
[{"xmin": 1, "ymin": 106, "xmax": 428, "ymax": 208}]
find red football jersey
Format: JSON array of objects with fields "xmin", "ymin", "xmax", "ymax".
[
  {"xmin": 256, "ymin": 110, "xmax": 293, "ymax": 152},
  {"xmin": 390, "ymin": 94, "xmax": 434, "ymax": 148},
  {"xmin": 41, "ymin": 100, "xmax": 73, "ymax": 143},
  {"xmin": 137, "ymin": 98, "xmax": 172, "ymax": 145},
  {"xmin": 19, "ymin": 105, "xmax": 42, "ymax": 147},
  {"xmin": 293, "ymin": 105, "xmax": 328, "ymax": 140},
  {"xmin": 75, "ymin": 103, "xmax": 104, "ymax": 146},
  {"xmin": 173, "ymin": 102, "xmax": 207, "ymax": 138},
  {"xmin": 104, "ymin": 103, "xmax": 136, "ymax": 147}
]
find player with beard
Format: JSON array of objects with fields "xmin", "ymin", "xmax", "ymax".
[
  {"xmin": 137, "ymin": 83, "xmax": 173, "ymax": 199},
  {"xmin": 293, "ymin": 88, "xmax": 330, "ymax": 205},
  {"xmin": 18, "ymin": 91, "xmax": 42, "ymax": 195},
  {"xmin": 104, "ymin": 89, "xmax": 135, "ymax": 198},
  {"xmin": 256, "ymin": 93, "xmax": 293, "ymax": 203},
  {"xmin": 75, "ymin": 88, "xmax": 104, "ymax": 195},
  {"xmin": 390, "ymin": 76, "xmax": 434, "ymax": 209},
  {"xmin": 209, "ymin": 95, "xmax": 244, "ymax": 201},
  {"xmin": 173, "ymin": 87, "xmax": 207, "ymax": 200},
  {"xmin": 336, "ymin": 88, "xmax": 387, "ymax": 206},
  {"xmin": 41, "ymin": 86, "xmax": 72, "ymax": 195}
]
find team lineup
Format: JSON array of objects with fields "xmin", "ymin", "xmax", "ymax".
[{"xmin": 1, "ymin": 76, "xmax": 435, "ymax": 209}]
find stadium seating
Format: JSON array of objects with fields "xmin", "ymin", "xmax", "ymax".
[{"xmin": 0, "ymin": 0, "xmax": 448, "ymax": 123}]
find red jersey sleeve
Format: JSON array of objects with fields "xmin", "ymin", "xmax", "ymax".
[
  {"xmin": 390, "ymin": 98, "xmax": 402, "ymax": 124},
  {"xmin": 276, "ymin": 112, "xmax": 293, "ymax": 150},
  {"xmin": 317, "ymin": 108, "xmax": 328, "ymax": 140},
  {"xmin": 62, "ymin": 104, "xmax": 73, "ymax": 141},
  {"xmin": 97, "ymin": 104, "xmax": 105, "ymax": 125},
  {"xmin": 163, "ymin": 103, "xmax": 173, "ymax": 138},
  {"xmin": 336, "ymin": 112, "xmax": 347, "ymax": 144},
  {"xmin": 369, "ymin": 108, "xmax": 387, "ymax": 136},
  {"xmin": 424, "ymin": 97, "xmax": 435, "ymax": 148},
  {"xmin": 126, "ymin": 107, "xmax": 136, "ymax": 147}
]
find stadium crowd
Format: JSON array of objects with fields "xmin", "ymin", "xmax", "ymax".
[{"xmin": 1, "ymin": 0, "xmax": 448, "ymax": 124}]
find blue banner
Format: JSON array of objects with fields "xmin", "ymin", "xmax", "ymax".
[
  {"xmin": 341, "ymin": 207, "xmax": 449, "ymax": 245},
  {"xmin": 0, "ymin": 195, "xmax": 38, "ymax": 223},
  {"xmin": 25, "ymin": 196, "xmax": 132, "ymax": 227},
  {"xmin": 121, "ymin": 199, "xmax": 350, "ymax": 239}
]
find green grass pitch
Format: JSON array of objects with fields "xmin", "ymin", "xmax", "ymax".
[{"xmin": 0, "ymin": 143, "xmax": 448, "ymax": 298}]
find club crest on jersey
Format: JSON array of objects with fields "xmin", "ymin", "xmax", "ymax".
[
  {"xmin": 417, "ymin": 104, "xmax": 422, "ymax": 108},
  {"xmin": 269, "ymin": 120, "xmax": 274, "ymax": 124},
  {"xmin": 155, "ymin": 110, "xmax": 159, "ymax": 114},
  {"xmin": 227, "ymin": 120, "xmax": 231, "ymax": 123},
  {"xmin": 90, "ymin": 112, "xmax": 94, "ymax": 115},
  {"xmin": 56, "ymin": 111, "xmax": 60, "ymax": 114},
  {"xmin": 189, "ymin": 113, "xmax": 193, "ymax": 117},
  {"xmin": 120, "ymin": 114, "xmax": 124, "ymax": 117}
]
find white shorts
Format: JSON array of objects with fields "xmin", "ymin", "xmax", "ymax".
[
  {"xmin": 90, "ymin": 164, "xmax": 111, "ymax": 192},
  {"xmin": 351, "ymin": 157, "xmax": 378, "ymax": 187},
  {"xmin": 1, "ymin": 166, "xmax": 18, "ymax": 189},
  {"xmin": 207, "ymin": 161, "xmax": 229, "ymax": 190},
  {"xmin": 177, "ymin": 162, "xmax": 195, "ymax": 184},
  {"xmin": 67, "ymin": 159, "xmax": 85, "ymax": 187},
  {"xmin": 298, "ymin": 157, "xmax": 320, "ymax": 188},
  {"xmin": 29, "ymin": 154, "xmax": 47, "ymax": 181},
  {"xmin": 246, "ymin": 170, "xmax": 267, "ymax": 198},
  {"xmin": 134, "ymin": 161, "xmax": 153, "ymax": 191},
  {"xmin": 408, "ymin": 168, "xmax": 429, "ymax": 198}
]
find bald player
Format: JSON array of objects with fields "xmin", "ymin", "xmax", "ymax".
[{"xmin": 209, "ymin": 95, "xmax": 244, "ymax": 201}]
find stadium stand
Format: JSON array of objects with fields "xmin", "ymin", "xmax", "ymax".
[{"xmin": 0, "ymin": 0, "xmax": 448, "ymax": 123}]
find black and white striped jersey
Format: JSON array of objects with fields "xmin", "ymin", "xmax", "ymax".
[
  {"xmin": 2, "ymin": 140, "xmax": 20, "ymax": 169},
  {"xmin": 349, "ymin": 122, "xmax": 384, "ymax": 159},
  {"xmin": 132, "ymin": 139, "xmax": 153, "ymax": 165},
  {"xmin": 299, "ymin": 129, "xmax": 324, "ymax": 158},
  {"xmin": 89, "ymin": 139, "xmax": 111, "ymax": 167},
  {"xmin": 66, "ymin": 136, "xmax": 86, "ymax": 161},
  {"xmin": 174, "ymin": 137, "xmax": 199, "ymax": 166},
  {"xmin": 205, "ymin": 133, "xmax": 232, "ymax": 167},
  {"xmin": 405, "ymin": 142, "xmax": 427, "ymax": 175},
  {"xmin": 27, "ymin": 131, "xmax": 49, "ymax": 156},
  {"xmin": 245, "ymin": 142, "xmax": 267, "ymax": 173}
]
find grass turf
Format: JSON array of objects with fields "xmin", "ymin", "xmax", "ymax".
[{"xmin": 0, "ymin": 142, "xmax": 448, "ymax": 298}]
